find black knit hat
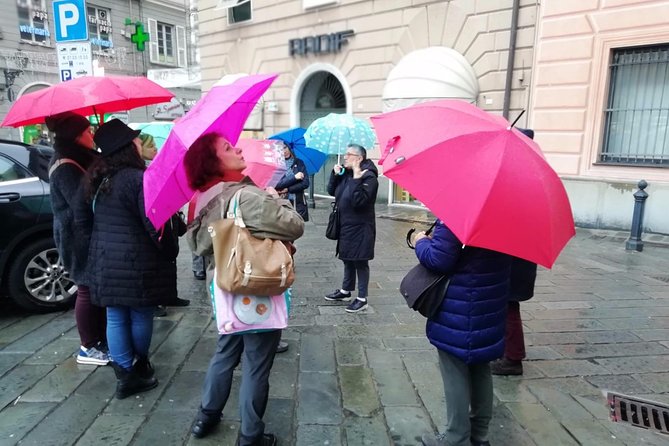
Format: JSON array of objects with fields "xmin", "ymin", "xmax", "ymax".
[
  {"xmin": 93, "ymin": 119, "xmax": 141, "ymax": 157},
  {"xmin": 44, "ymin": 112, "xmax": 90, "ymax": 141}
]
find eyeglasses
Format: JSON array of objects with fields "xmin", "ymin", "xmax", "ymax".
[{"xmin": 344, "ymin": 152, "xmax": 360, "ymax": 157}]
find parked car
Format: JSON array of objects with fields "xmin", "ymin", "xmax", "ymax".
[{"xmin": 0, "ymin": 139, "xmax": 76, "ymax": 312}]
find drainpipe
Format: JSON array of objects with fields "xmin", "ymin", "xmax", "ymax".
[
  {"xmin": 502, "ymin": 0, "xmax": 521, "ymax": 120},
  {"xmin": 129, "ymin": 0, "xmax": 138, "ymax": 74}
]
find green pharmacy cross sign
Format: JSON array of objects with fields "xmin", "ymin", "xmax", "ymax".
[{"xmin": 126, "ymin": 18, "xmax": 149, "ymax": 52}]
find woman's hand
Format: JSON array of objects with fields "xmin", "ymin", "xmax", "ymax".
[
  {"xmin": 333, "ymin": 164, "xmax": 343, "ymax": 175},
  {"xmin": 352, "ymin": 158, "xmax": 368, "ymax": 179},
  {"xmin": 265, "ymin": 187, "xmax": 279, "ymax": 198},
  {"xmin": 413, "ymin": 231, "xmax": 429, "ymax": 244},
  {"xmin": 295, "ymin": 172, "xmax": 305, "ymax": 180}
]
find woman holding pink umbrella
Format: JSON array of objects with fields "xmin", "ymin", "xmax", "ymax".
[{"xmin": 184, "ymin": 133, "xmax": 303, "ymax": 444}]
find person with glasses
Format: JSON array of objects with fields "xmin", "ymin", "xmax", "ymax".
[{"xmin": 324, "ymin": 143, "xmax": 379, "ymax": 313}]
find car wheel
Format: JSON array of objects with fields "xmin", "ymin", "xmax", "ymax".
[{"xmin": 7, "ymin": 238, "xmax": 77, "ymax": 312}]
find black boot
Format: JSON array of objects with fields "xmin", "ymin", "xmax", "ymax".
[
  {"xmin": 134, "ymin": 356, "xmax": 155, "ymax": 379},
  {"xmin": 110, "ymin": 362, "xmax": 158, "ymax": 399}
]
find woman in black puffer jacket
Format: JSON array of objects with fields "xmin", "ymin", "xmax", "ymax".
[{"xmin": 85, "ymin": 119, "xmax": 180, "ymax": 400}]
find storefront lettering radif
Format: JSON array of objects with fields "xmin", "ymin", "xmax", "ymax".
[{"xmin": 289, "ymin": 30, "xmax": 354, "ymax": 57}]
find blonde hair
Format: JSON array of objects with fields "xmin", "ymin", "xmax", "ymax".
[{"xmin": 139, "ymin": 133, "xmax": 155, "ymax": 149}]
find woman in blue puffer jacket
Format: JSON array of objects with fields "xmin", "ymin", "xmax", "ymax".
[{"xmin": 414, "ymin": 221, "xmax": 512, "ymax": 446}]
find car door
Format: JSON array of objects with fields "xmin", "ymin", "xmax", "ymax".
[{"xmin": 0, "ymin": 154, "xmax": 46, "ymax": 257}]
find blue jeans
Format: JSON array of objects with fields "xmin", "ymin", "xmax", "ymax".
[{"xmin": 106, "ymin": 306, "xmax": 155, "ymax": 370}]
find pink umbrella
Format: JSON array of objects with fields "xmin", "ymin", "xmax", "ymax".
[
  {"xmin": 144, "ymin": 73, "xmax": 278, "ymax": 228},
  {"xmin": 237, "ymin": 139, "xmax": 287, "ymax": 188},
  {"xmin": 1, "ymin": 76, "xmax": 174, "ymax": 127},
  {"xmin": 372, "ymin": 100, "xmax": 575, "ymax": 268}
]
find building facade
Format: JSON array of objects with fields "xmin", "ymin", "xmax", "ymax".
[
  {"xmin": 200, "ymin": 0, "xmax": 668, "ymax": 234},
  {"xmin": 529, "ymin": 0, "xmax": 669, "ymax": 234},
  {"xmin": 0, "ymin": 0, "xmax": 200, "ymax": 141},
  {"xmin": 198, "ymin": 0, "xmax": 536, "ymax": 201}
]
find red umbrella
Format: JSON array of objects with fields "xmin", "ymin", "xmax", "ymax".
[
  {"xmin": 372, "ymin": 100, "xmax": 575, "ymax": 268},
  {"xmin": 1, "ymin": 76, "xmax": 174, "ymax": 127}
]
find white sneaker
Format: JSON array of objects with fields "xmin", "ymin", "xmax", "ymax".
[{"xmin": 76, "ymin": 345, "xmax": 109, "ymax": 365}]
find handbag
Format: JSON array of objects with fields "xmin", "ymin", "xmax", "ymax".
[
  {"xmin": 400, "ymin": 264, "xmax": 450, "ymax": 318},
  {"xmin": 210, "ymin": 280, "xmax": 290, "ymax": 335},
  {"xmin": 400, "ymin": 219, "xmax": 450, "ymax": 318},
  {"xmin": 325, "ymin": 201, "xmax": 339, "ymax": 240},
  {"xmin": 209, "ymin": 189, "xmax": 295, "ymax": 296}
]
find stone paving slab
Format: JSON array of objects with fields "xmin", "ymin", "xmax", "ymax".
[{"xmin": 1, "ymin": 202, "xmax": 669, "ymax": 445}]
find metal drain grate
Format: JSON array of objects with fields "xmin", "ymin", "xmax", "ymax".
[{"xmin": 608, "ymin": 392, "xmax": 669, "ymax": 435}]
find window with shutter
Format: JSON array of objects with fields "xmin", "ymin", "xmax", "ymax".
[
  {"xmin": 176, "ymin": 25, "xmax": 187, "ymax": 68},
  {"xmin": 148, "ymin": 18, "xmax": 159, "ymax": 63}
]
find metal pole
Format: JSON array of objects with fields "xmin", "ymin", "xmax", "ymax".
[
  {"xmin": 502, "ymin": 0, "xmax": 521, "ymax": 120},
  {"xmin": 625, "ymin": 180, "xmax": 649, "ymax": 252},
  {"xmin": 309, "ymin": 174, "xmax": 315, "ymax": 208}
]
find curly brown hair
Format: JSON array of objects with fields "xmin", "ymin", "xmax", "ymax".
[
  {"xmin": 183, "ymin": 133, "xmax": 225, "ymax": 191},
  {"xmin": 86, "ymin": 142, "xmax": 145, "ymax": 202}
]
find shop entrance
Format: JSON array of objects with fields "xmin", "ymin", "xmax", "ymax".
[{"xmin": 298, "ymin": 71, "xmax": 346, "ymax": 196}]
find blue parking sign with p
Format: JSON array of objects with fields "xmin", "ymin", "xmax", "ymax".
[{"xmin": 53, "ymin": 0, "xmax": 88, "ymax": 42}]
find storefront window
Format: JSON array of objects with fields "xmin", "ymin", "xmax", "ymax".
[
  {"xmin": 17, "ymin": 0, "xmax": 50, "ymax": 44},
  {"xmin": 393, "ymin": 182, "xmax": 421, "ymax": 204},
  {"xmin": 87, "ymin": 6, "xmax": 113, "ymax": 52}
]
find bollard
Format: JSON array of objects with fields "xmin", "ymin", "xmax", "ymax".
[{"xmin": 625, "ymin": 180, "xmax": 648, "ymax": 252}]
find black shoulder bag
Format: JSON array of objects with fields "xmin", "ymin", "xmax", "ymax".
[
  {"xmin": 400, "ymin": 220, "xmax": 451, "ymax": 318},
  {"xmin": 325, "ymin": 201, "xmax": 340, "ymax": 240}
]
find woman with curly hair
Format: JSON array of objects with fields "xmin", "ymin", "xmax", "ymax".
[
  {"xmin": 85, "ymin": 119, "xmax": 181, "ymax": 399},
  {"xmin": 185, "ymin": 133, "xmax": 304, "ymax": 445}
]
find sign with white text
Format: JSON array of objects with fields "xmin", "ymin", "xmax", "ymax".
[{"xmin": 57, "ymin": 41, "xmax": 92, "ymax": 81}]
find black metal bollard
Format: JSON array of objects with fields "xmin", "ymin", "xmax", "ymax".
[{"xmin": 625, "ymin": 180, "xmax": 648, "ymax": 252}]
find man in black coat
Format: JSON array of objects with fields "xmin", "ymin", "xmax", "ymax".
[{"xmin": 324, "ymin": 144, "xmax": 378, "ymax": 313}]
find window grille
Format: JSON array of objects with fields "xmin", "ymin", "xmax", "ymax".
[{"xmin": 601, "ymin": 44, "xmax": 669, "ymax": 166}]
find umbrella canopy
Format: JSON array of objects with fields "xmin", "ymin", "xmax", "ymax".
[
  {"xmin": 129, "ymin": 122, "xmax": 174, "ymax": 149},
  {"xmin": 372, "ymin": 100, "xmax": 575, "ymax": 268},
  {"xmin": 269, "ymin": 127, "xmax": 327, "ymax": 174},
  {"xmin": 1, "ymin": 76, "xmax": 174, "ymax": 127},
  {"xmin": 144, "ymin": 73, "xmax": 278, "ymax": 228},
  {"xmin": 237, "ymin": 139, "xmax": 287, "ymax": 188},
  {"xmin": 304, "ymin": 113, "xmax": 376, "ymax": 155}
]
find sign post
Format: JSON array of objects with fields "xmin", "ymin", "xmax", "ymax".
[{"xmin": 52, "ymin": 0, "xmax": 91, "ymax": 82}]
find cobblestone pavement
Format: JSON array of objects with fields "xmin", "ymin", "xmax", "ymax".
[{"xmin": 1, "ymin": 199, "xmax": 668, "ymax": 446}]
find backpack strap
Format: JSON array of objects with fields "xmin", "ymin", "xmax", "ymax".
[{"xmin": 48, "ymin": 158, "xmax": 85, "ymax": 178}]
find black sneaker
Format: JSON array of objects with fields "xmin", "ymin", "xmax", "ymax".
[
  {"xmin": 324, "ymin": 289, "xmax": 352, "ymax": 302},
  {"xmin": 345, "ymin": 298, "xmax": 368, "ymax": 313},
  {"xmin": 235, "ymin": 433, "xmax": 277, "ymax": 446}
]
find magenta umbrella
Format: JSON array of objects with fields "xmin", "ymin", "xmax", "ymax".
[{"xmin": 144, "ymin": 73, "xmax": 278, "ymax": 228}]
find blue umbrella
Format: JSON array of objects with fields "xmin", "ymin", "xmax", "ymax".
[
  {"xmin": 269, "ymin": 127, "xmax": 327, "ymax": 175},
  {"xmin": 303, "ymin": 113, "xmax": 376, "ymax": 157}
]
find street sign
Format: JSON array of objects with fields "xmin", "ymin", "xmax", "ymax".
[
  {"xmin": 52, "ymin": 0, "xmax": 89, "ymax": 42},
  {"xmin": 57, "ymin": 42, "xmax": 92, "ymax": 82}
]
